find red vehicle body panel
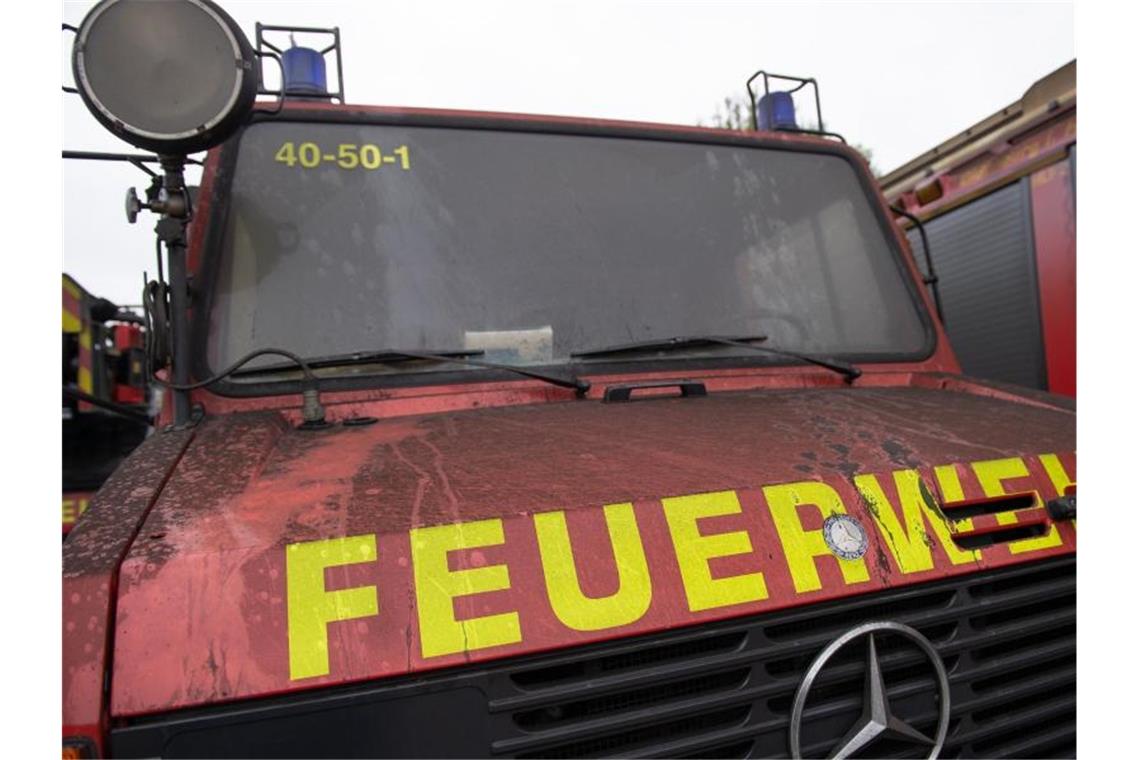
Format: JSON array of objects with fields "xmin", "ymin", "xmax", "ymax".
[
  {"xmin": 64, "ymin": 103, "xmax": 1075, "ymax": 752},
  {"xmin": 882, "ymin": 61, "xmax": 1076, "ymax": 397},
  {"xmin": 63, "ymin": 431, "xmax": 195, "ymax": 756},
  {"xmin": 890, "ymin": 113, "xmax": 1075, "ymax": 224},
  {"xmin": 108, "ymin": 383, "xmax": 1073, "ymax": 717},
  {"xmin": 1030, "ymin": 161, "xmax": 1077, "ymax": 397}
]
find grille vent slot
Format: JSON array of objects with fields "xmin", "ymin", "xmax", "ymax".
[
  {"xmin": 513, "ymin": 668, "xmax": 749, "ymax": 731},
  {"xmin": 515, "ymin": 705, "xmax": 752, "ymax": 759},
  {"xmin": 509, "ymin": 630, "xmax": 746, "ymax": 690},
  {"xmin": 953, "ymin": 521, "xmax": 1049, "ymax": 549},
  {"xmin": 763, "ymin": 590, "xmax": 957, "ymax": 642},
  {"xmin": 940, "ymin": 492, "xmax": 1037, "ymax": 519},
  {"xmin": 938, "ymin": 491, "xmax": 1059, "ymax": 550}
]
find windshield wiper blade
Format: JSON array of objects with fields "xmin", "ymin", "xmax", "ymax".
[
  {"xmin": 571, "ymin": 334, "xmax": 769, "ymax": 358},
  {"xmin": 234, "ymin": 348, "xmax": 485, "ymax": 375},
  {"xmin": 235, "ymin": 347, "xmax": 591, "ymax": 396},
  {"xmin": 572, "ymin": 334, "xmax": 861, "ymax": 383}
]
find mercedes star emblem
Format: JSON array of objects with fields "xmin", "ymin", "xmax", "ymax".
[
  {"xmin": 822, "ymin": 514, "xmax": 868, "ymax": 560},
  {"xmin": 789, "ymin": 621, "xmax": 951, "ymax": 759}
]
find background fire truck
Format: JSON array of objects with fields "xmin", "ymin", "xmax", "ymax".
[
  {"xmin": 881, "ymin": 60, "xmax": 1075, "ymax": 397},
  {"xmin": 62, "ymin": 273, "xmax": 151, "ymax": 535}
]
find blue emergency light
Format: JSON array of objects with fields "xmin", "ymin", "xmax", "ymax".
[
  {"xmin": 282, "ymin": 43, "xmax": 328, "ymax": 95},
  {"xmin": 757, "ymin": 91, "xmax": 796, "ymax": 131}
]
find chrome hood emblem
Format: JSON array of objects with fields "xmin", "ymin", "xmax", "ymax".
[{"xmin": 789, "ymin": 621, "xmax": 951, "ymax": 759}]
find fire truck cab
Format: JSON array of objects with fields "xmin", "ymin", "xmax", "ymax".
[{"xmin": 63, "ymin": 2, "xmax": 1076, "ymax": 758}]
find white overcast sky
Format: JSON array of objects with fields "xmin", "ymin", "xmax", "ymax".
[{"xmin": 61, "ymin": 0, "xmax": 1074, "ymax": 305}]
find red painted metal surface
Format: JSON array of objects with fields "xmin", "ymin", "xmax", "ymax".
[
  {"xmin": 112, "ymin": 385, "xmax": 144, "ymax": 405},
  {"xmin": 891, "ymin": 109, "xmax": 1076, "ymax": 222},
  {"xmin": 112, "ymin": 324, "xmax": 142, "ymax": 350},
  {"xmin": 191, "ymin": 362, "xmax": 963, "ymax": 422},
  {"xmin": 63, "ymin": 103, "xmax": 1075, "ymax": 753},
  {"xmin": 63, "ymin": 431, "xmax": 195, "ymax": 756},
  {"xmin": 108, "ymin": 383, "xmax": 1073, "ymax": 717},
  {"xmin": 109, "ymin": 324, "xmax": 145, "ymax": 402},
  {"xmin": 1030, "ymin": 160, "xmax": 1077, "ymax": 397},
  {"xmin": 883, "ymin": 105, "xmax": 1077, "ymax": 398}
]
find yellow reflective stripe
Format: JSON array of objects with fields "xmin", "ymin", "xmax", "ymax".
[
  {"xmin": 62, "ymin": 276, "xmax": 82, "ymax": 300},
  {"xmin": 78, "ymin": 328, "xmax": 92, "ymax": 393}
]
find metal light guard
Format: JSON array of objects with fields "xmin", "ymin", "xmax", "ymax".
[
  {"xmin": 745, "ymin": 70, "xmax": 846, "ymax": 143},
  {"xmin": 255, "ymin": 23, "xmax": 345, "ymax": 103}
]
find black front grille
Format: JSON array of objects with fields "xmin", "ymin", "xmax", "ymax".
[
  {"xmin": 113, "ymin": 556, "xmax": 1075, "ymax": 759},
  {"xmin": 483, "ymin": 556, "xmax": 1074, "ymax": 759}
]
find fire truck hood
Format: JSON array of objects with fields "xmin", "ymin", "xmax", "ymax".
[{"xmin": 109, "ymin": 385, "xmax": 1075, "ymax": 716}]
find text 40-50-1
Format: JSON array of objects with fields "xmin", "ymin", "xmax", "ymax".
[{"xmin": 275, "ymin": 142, "xmax": 411, "ymax": 170}]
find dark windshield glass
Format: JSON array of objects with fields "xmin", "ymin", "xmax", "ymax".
[{"xmin": 208, "ymin": 121, "xmax": 928, "ymax": 373}]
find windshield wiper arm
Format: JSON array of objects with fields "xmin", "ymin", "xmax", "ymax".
[
  {"xmin": 235, "ymin": 347, "xmax": 591, "ymax": 396},
  {"xmin": 571, "ymin": 334, "xmax": 770, "ymax": 358},
  {"xmin": 234, "ymin": 348, "xmax": 485, "ymax": 375},
  {"xmin": 571, "ymin": 334, "xmax": 861, "ymax": 383}
]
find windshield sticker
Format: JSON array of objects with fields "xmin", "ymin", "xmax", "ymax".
[
  {"xmin": 464, "ymin": 326, "xmax": 554, "ymax": 364},
  {"xmin": 281, "ymin": 451, "xmax": 1075, "ymax": 682}
]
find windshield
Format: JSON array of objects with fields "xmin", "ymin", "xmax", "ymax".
[{"xmin": 207, "ymin": 120, "xmax": 929, "ymax": 376}]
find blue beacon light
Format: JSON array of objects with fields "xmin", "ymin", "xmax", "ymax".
[
  {"xmin": 282, "ymin": 38, "xmax": 328, "ymax": 96},
  {"xmin": 757, "ymin": 91, "xmax": 797, "ymax": 131}
]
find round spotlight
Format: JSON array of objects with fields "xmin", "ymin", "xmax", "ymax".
[{"xmin": 72, "ymin": 0, "xmax": 258, "ymax": 155}]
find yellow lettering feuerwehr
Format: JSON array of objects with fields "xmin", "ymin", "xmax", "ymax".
[
  {"xmin": 1039, "ymin": 454, "xmax": 1075, "ymax": 495},
  {"xmin": 925, "ymin": 466, "xmax": 982, "ymax": 564},
  {"xmin": 854, "ymin": 471, "xmax": 935, "ymax": 574},
  {"xmin": 1039, "ymin": 454, "xmax": 1076, "ymax": 532},
  {"xmin": 286, "ymin": 534, "xmax": 379, "ymax": 680},
  {"xmin": 972, "ymin": 457, "xmax": 1063, "ymax": 554},
  {"xmin": 765, "ymin": 481, "xmax": 870, "ymax": 593},
  {"xmin": 410, "ymin": 519, "xmax": 521, "ymax": 658},
  {"xmin": 859, "ymin": 468, "xmax": 983, "ymax": 569},
  {"xmin": 662, "ymin": 491, "xmax": 768, "ymax": 612},
  {"xmin": 534, "ymin": 503, "xmax": 652, "ymax": 631}
]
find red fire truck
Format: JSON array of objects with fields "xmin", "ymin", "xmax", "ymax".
[
  {"xmin": 63, "ymin": 2, "xmax": 1075, "ymax": 757},
  {"xmin": 881, "ymin": 61, "xmax": 1076, "ymax": 397},
  {"xmin": 62, "ymin": 274, "xmax": 150, "ymax": 536}
]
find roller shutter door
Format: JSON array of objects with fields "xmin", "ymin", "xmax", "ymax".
[{"xmin": 907, "ymin": 179, "xmax": 1046, "ymax": 389}]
